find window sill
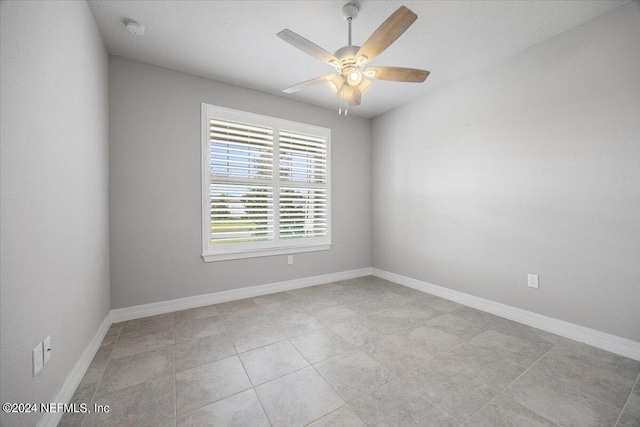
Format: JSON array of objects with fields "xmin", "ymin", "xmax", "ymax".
[{"xmin": 202, "ymin": 243, "xmax": 332, "ymax": 262}]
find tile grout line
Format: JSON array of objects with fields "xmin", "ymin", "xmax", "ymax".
[
  {"xmin": 459, "ymin": 338, "xmax": 564, "ymax": 425},
  {"xmin": 252, "ymin": 388, "xmax": 274, "ymax": 427},
  {"xmin": 170, "ymin": 292, "xmax": 474, "ymax": 397},
  {"xmin": 521, "ymin": 339, "xmax": 634, "ymax": 420},
  {"xmin": 308, "ymin": 347, "xmax": 350, "ymax": 394},
  {"xmin": 173, "ymin": 312, "xmax": 236, "ymax": 368},
  {"xmin": 174, "ymin": 385, "xmax": 269, "ymax": 424},
  {"xmin": 458, "ymin": 394, "xmax": 501, "ymax": 427},
  {"xmin": 173, "ymin": 315, "xmax": 177, "ymax": 425},
  {"xmin": 89, "ymin": 304, "xmax": 513, "ymax": 425},
  {"xmin": 98, "ymin": 279, "xmax": 637, "ymax": 427},
  {"xmin": 216, "ymin": 303, "xmax": 357, "ymax": 426},
  {"xmin": 79, "ymin": 285, "xmax": 422, "ymax": 424},
  {"xmin": 98, "ymin": 301, "xmax": 386, "ymax": 426},
  {"xmin": 302, "ymin": 403, "xmax": 367, "ymax": 426},
  {"xmin": 346, "ymin": 403, "xmax": 369, "ymax": 426},
  {"xmin": 79, "ymin": 327, "xmax": 122, "ymax": 427},
  {"xmin": 169, "ymin": 338, "xmax": 177, "ymax": 426},
  {"xmin": 320, "ymin": 324, "xmax": 478, "ymax": 425},
  {"xmin": 216, "ymin": 312, "xmax": 270, "ymax": 425},
  {"xmin": 234, "ymin": 350, "xmax": 274, "ymax": 427},
  {"xmin": 417, "ymin": 315, "xmax": 567, "ymax": 425},
  {"xmin": 385, "ymin": 277, "xmax": 640, "ymax": 422},
  {"xmin": 118, "ymin": 316, "xmax": 176, "ymax": 426},
  {"xmin": 306, "ymin": 362, "xmax": 353, "ymax": 423},
  {"xmin": 297, "ymin": 304, "xmax": 509, "ymax": 424},
  {"xmin": 397, "ymin": 327, "xmax": 502, "ymax": 425},
  {"xmin": 614, "ymin": 370, "xmax": 640, "ymax": 426},
  {"xmin": 290, "ymin": 294, "xmax": 390, "ymax": 422},
  {"xmin": 328, "ymin": 315, "xmax": 512, "ymax": 425},
  {"xmin": 172, "ymin": 313, "xmax": 249, "ymax": 421},
  {"xmin": 285, "ymin": 336, "xmax": 315, "ymax": 367},
  {"xmin": 341, "ymin": 343, "xmax": 458, "ymax": 423}
]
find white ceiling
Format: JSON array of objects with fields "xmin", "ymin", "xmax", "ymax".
[{"xmin": 88, "ymin": 0, "xmax": 627, "ymax": 118}]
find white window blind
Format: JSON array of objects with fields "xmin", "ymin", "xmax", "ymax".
[
  {"xmin": 278, "ymin": 130, "xmax": 328, "ymax": 240},
  {"xmin": 202, "ymin": 104, "xmax": 331, "ymax": 262},
  {"xmin": 209, "ymin": 119, "xmax": 274, "ymax": 244}
]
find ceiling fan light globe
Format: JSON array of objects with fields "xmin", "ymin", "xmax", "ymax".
[
  {"xmin": 326, "ymin": 75, "xmax": 344, "ymax": 93},
  {"xmin": 339, "ymin": 85, "xmax": 354, "ymax": 100},
  {"xmin": 345, "ymin": 68, "xmax": 363, "ymax": 86}
]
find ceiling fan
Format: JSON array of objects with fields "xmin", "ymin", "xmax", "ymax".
[{"xmin": 277, "ymin": 3, "xmax": 430, "ymax": 114}]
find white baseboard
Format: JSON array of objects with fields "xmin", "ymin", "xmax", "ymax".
[
  {"xmin": 372, "ymin": 268, "xmax": 640, "ymax": 361},
  {"xmin": 36, "ymin": 312, "xmax": 112, "ymax": 427},
  {"xmin": 42, "ymin": 265, "xmax": 637, "ymax": 427},
  {"xmin": 111, "ymin": 267, "xmax": 373, "ymax": 323}
]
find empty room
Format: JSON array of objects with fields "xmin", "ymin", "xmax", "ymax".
[{"xmin": 1, "ymin": 0, "xmax": 639, "ymax": 426}]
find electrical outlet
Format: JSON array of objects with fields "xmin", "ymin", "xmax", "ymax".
[
  {"xmin": 43, "ymin": 336, "xmax": 52, "ymax": 364},
  {"xmin": 33, "ymin": 343, "xmax": 44, "ymax": 376},
  {"xmin": 287, "ymin": 255, "xmax": 293, "ymax": 265},
  {"xmin": 528, "ymin": 274, "xmax": 539, "ymax": 289}
]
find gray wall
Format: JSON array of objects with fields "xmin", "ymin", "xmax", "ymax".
[
  {"xmin": 372, "ymin": 3, "xmax": 640, "ymax": 342},
  {"xmin": 109, "ymin": 57, "xmax": 371, "ymax": 308},
  {"xmin": 0, "ymin": 1, "xmax": 111, "ymax": 426}
]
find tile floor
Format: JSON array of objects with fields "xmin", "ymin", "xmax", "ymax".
[{"xmin": 59, "ymin": 276, "xmax": 640, "ymax": 427}]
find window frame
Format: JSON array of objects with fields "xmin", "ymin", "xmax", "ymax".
[{"xmin": 201, "ymin": 103, "xmax": 332, "ymax": 262}]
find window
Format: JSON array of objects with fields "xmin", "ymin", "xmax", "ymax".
[{"xmin": 201, "ymin": 104, "xmax": 331, "ymax": 262}]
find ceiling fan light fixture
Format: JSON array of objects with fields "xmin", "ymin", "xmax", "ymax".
[
  {"xmin": 339, "ymin": 85, "xmax": 354, "ymax": 100},
  {"xmin": 329, "ymin": 60, "xmax": 342, "ymax": 71},
  {"xmin": 345, "ymin": 67, "xmax": 363, "ymax": 86},
  {"xmin": 278, "ymin": 5, "xmax": 429, "ymax": 112},
  {"xmin": 326, "ymin": 75, "xmax": 344, "ymax": 93}
]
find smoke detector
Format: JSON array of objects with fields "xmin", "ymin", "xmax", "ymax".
[{"xmin": 125, "ymin": 19, "xmax": 145, "ymax": 36}]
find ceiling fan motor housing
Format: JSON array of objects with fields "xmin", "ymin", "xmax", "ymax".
[{"xmin": 335, "ymin": 45, "xmax": 360, "ymax": 63}]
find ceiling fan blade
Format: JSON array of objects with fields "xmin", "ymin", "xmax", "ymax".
[
  {"xmin": 348, "ymin": 87, "xmax": 362, "ymax": 107},
  {"xmin": 282, "ymin": 74, "xmax": 336, "ymax": 94},
  {"xmin": 358, "ymin": 77, "xmax": 372, "ymax": 94},
  {"xmin": 278, "ymin": 29, "xmax": 340, "ymax": 66},
  {"xmin": 356, "ymin": 6, "xmax": 417, "ymax": 65},
  {"xmin": 365, "ymin": 66, "xmax": 430, "ymax": 82}
]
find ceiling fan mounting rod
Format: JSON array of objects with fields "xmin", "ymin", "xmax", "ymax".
[{"xmin": 342, "ymin": 3, "xmax": 359, "ymax": 46}]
